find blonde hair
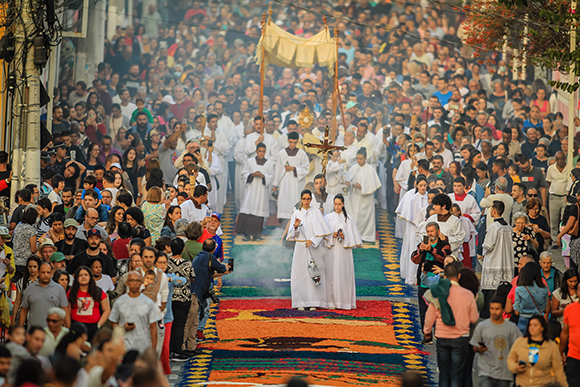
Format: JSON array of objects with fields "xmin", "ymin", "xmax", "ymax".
[{"xmin": 147, "ymin": 186, "xmax": 163, "ymax": 203}]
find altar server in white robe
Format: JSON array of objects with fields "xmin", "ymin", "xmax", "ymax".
[
  {"xmin": 234, "ymin": 127, "xmax": 253, "ymax": 209},
  {"xmin": 206, "ymin": 114, "xmax": 229, "ymax": 213},
  {"xmin": 200, "ymin": 140, "xmax": 222, "ymax": 212},
  {"xmin": 448, "ymin": 176, "xmax": 481, "ymax": 225},
  {"xmin": 346, "ymin": 147, "xmax": 382, "ymax": 242},
  {"xmin": 341, "ymin": 131, "xmax": 359, "ymax": 169},
  {"xmin": 235, "ymin": 143, "xmax": 274, "ymax": 241},
  {"xmin": 417, "ymin": 193, "xmax": 466, "ymax": 257},
  {"xmin": 326, "ymin": 150, "xmax": 346, "ymax": 197},
  {"xmin": 312, "ymin": 174, "xmax": 334, "ymax": 216},
  {"xmin": 244, "ymin": 116, "xmax": 277, "ymax": 162},
  {"xmin": 481, "ymin": 200, "xmax": 514, "ymax": 314},
  {"xmin": 287, "ymin": 190, "xmax": 332, "ymax": 310},
  {"xmin": 397, "ymin": 176, "xmax": 429, "ymax": 285},
  {"xmin": 273, "ymin": 132, "xmax": 310, "ymax": 220},
  {"xmin": 394, "ymin": 143, "xmax": 420, "ymax": 238},
  {"xmin": 324, "ymin": 194, "xmax": 362, "ymax": 310}
]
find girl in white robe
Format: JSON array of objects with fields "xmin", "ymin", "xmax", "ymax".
[
  {"xmin": 346, "ymin": 148, "xmax": 382, "ymax": 242},
  {"xmin": 287, "ymin": 190, "xmax": 332, "ymax": 310},
  {"xmin": 324, "ymin": 194, "xmax": 362, "ymax": 310},
  {"xmin": 393, "ymin": 144, "xmax": 419, "ymax": 238},
  {"xmin": 398, "ymin": 176, "xmax": 429, "ymax": 285}
]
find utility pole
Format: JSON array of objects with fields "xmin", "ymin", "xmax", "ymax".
[{"xmin": 10, "ymin": 0, "xmax": 41, "ymax": 201}]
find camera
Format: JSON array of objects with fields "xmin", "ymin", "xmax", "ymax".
[
  {"xmin": 207, "ymin": 288, "xmax": 219, "ymax": 303},
  {"xmin": 207, "ymin": 139, "xmax": 214, "ymax": 147}
]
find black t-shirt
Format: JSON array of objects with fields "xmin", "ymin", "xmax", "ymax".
[
  {"xmin": 0, "ymin": 169, "xmax": 10, "ymax": 197},
  {"xmin": 519, "ymin": 166, "xmax": 547, "ymax": 192},
  {"xmin": 10, "ymin": 204, "xmax": 26, "ymax": 226},
  {"xmin": 570, "ymin": 205, "xmax": 580, "ymax": 240},
  {"xmin": 528, "ymin": 215, "xmax": 550, "ymax": 251},
  {"xmin": 68, "ymin": 250, "xmax": 117, "ymax": 278},
  {"xmin": 56, "ymin": 238, "xmax": 88, "ymax": 258}
]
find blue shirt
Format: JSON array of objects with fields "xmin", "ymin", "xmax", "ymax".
[
  {"xmin": 433, "ymin": 90, "xmax": 452, "ymax": 106},
  {"xmin": 163, "ymin": 273, "xmax": 187, "ymax": 324},
  {"xmin": 514, "ymin": 284, "xmax": 549, "ymax": 318},
  {"xmin": 191, "ymin": 250, "xmax": 227, "ymax": 301}
]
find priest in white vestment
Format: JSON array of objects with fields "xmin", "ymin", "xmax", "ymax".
[
  {"xmin": 481, "ymin": 201, "xmax": 514, "ymax": 313},
  {"xmin": 326, "ymin": 151, "xmax": 347, "ymax": 197},
  {"xmin": 235, "ymin": 143, "xmax": 275, "ymax": 241},
  {"xmin": 346, "ymin": 147, "xmax": 382, "ymax": 242},
  {"xmin": 234, "ymin": 127, "xmax": 253, "ymax": 209},
  {"xmin": 287, "ymin": 190, "xmax": 332, "ymax": 309},
  {"xmin": 324, "ymin": 194, "xmax": 362, "ymax": 310},
  {"xmin": 244, "ymin": 118, "xmax": 278, "ymax": 162},
  {"xmin": 273, "ymin": 132, "xmax": 310, "ymax": 220},
  {"xmin": 417, "ymin": 193, "xmax": 466, "ymax": 257},
  {"xmin": 206, "ymin": 114, "xmax": 229, "ymax": 213}
]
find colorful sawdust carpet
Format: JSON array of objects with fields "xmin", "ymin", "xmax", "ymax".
[{"xmin": 178, "ymin": 204, "xmax": 432, "ymax": 386}]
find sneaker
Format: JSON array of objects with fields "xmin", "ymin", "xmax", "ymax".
[
  {"xmin": 242, "ymin": 235, "xmax": 251, "ymax": 241},
  {"xmin": 182, "ymin": 348, "xmax": 203, "ymax": 357},
  {"xmin": 196, "ymin": 330, "xmax": 206, "ymax": 341},
  {"xmin": 171, "ymin": 353, "xmax": 189, "ymax": 362},
  {"xmin": 551, "ymin": 244, "xmax": 559, "ymax": 250},
  {"xmin": 309, "ymin": 307, "xmax": 316, "ymax": 311},
  {"xmin": 421, "ymin": 337, "xmax": 433, "ymax": 345},
  {"xmin": 253, "ymin": 236, "xmax": 264, "ymax": 241},
  {"xmin": 297, "ymin": 307, "xmax": 305, "ymax": 311}
]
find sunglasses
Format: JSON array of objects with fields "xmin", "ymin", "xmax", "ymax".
[{"xmin": 527, "ymin": 194, "xmax": 538, "ymax": 197}]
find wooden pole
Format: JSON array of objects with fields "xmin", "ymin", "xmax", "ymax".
[
  {"xmin": 331, "ymin": 24, "xmax": 339, "ymax": 144},
  {"xmin": 258, "ymin": 9, "xmax": 268, "ymax": 133}
]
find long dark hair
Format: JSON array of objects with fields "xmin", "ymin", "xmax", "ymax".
[
  {"xmin": 68, "ymin": 266, "xmax": 103, "ymax": 307},
  {"xmin": 52, "ymin": 269, "xmax": 71, "ymax": 291},
  {"xmin": 106, "ymin": 206, "xmax": 125, "ymax": 234},
  {"xmin": 55, "ymin": 322, "xmax": 88, "ymax": 356},
  {"xmin": 163, "ymin": 205, "xmax": 181, "ymax": 232},
  {"xmin": 123, "ymin": 147, "xmax": 139, "ymax": 172},
  {"xmin": 458, "ymin": 267, "xmax": 479, "ymax": 296},
  {"xmin": 334, "ymin": 194, "xmax": 348, "ymax": 222},
  {"xmin": 517, "ymin": 262, "xmax": 546, "ymax": 288},
  {"xmin": 15, "ymin": 358, "xmax": 45, "ymax": 387},
  {"xmin": 524, "ymin": 315, "xmax": 549, "ymax": 342},
  {"xmin": 22, "ymin": 255, "xmax": 42, "ymax": 292},
  {"xmin": 560, "ymin": 268, "xmax": 579, "ymax": 300}
]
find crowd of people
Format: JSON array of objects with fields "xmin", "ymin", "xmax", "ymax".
[{"xmin": 1, "ymin": 0, "xmax": 580, "ymax": 386}]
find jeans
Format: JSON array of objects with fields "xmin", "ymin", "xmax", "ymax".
[
  {"xmin": 418, "ymin": 286, "xmax": 428, "ymax": 330},
  {"xmin": 197, "ymin": 297, "xmax": 211, "ymax": 331},
  {"xmin": 436, "ymin": 336, "xmax": 470, "ymax": 387},
  {"xmin": 517, "ymin": 316, "xmax": 530, "ymax": 334},
  {"xmin": 477, "ymin": 375, "xmax": 512, "ymax": 387},
  {"xmin": 566, "ymin": 356, "xmax": 580, "ymax": 386}
]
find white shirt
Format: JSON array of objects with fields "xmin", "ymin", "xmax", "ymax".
[{"xmin": 545, "ymin": 164, "xmax": 571, "ymax": 195}]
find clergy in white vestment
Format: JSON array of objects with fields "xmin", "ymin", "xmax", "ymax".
[
  {"xmin": 185, "ymin": 115, "xmax": 204, "ymax": 140},
  {"xmin": 312, "ymin": 174, "xmax": 335, "ymax": 216},
  {"xmin": 287, "ymin": 190, "xmax": 332, "ymax": 309},
  {"xmin": 244, "ymin": 117, "xmax": 278, "ymax": 162},
  {"xmin": 397, "ymin": 176, "xmax": 429, "ymax": 285},
  {"xmin": 324, "ymin": 194, "xmax": 362, "ymax": 310},
  {"xmin": 273, "ymin": 120, "xmax": 301, "ymax": 156},
  {"xmin": 346, "ymin": 147, "xmax": 382, "ymax": 242},
  {"xmin": 448, "ymin": 177, "xmax": 481, "ymax": 225},
  {"xmin": 206, "ymin": 114, "xmax": 230, "ymax": 214},
  {"xmin": 234, "ymin": 127, "xmax": 253, "ymax": 210},
  {"xmin": 354, "ymin": 123, "xmax": 377, "ymax": 167},
  {"xmin": 417, "ymin": 193, "xmax": 466, "ymax": 257},
  {"xmin": 273, "ymin": 132, "xmax": 310, "ymax": 220},
  {"xmin": 326, "ymin": 151, "xmax": 347, "ymax": 197},
  {"xmin": 235, "ymin": 143, "xmax": 275, "ymax": 241},
  {"xmin": 181, "ymin": 185, "xmax": 212, "ymax": 223},
  {"xmin": 481, "ymin": 201, "xmax": 514, "ymax": 299},
  {"xmin": 199, "ymin": 144, "xmax": 222, "ymax": 212},
  {"xmin": 341, "ymin": 131, "xmax": 359, "ymax": 169},
  {"xmin": 394, "ymin": 144, "xmax": 421, "ymax": 238}
]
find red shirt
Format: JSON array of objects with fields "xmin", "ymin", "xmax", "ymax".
[
  {"xmin": 564, "ymin": 302, "xmax": 580, "ymax": 360},
  {"xmin": 68, "ymin": 289, "xmax": 106, "ymax": 324},
  {"xmin": 112, "ymin": 238, "xmax": 131, "ymax": 260},
  {"xmin": 198, "ymin": 229, "xmax": 212, "ymax": 243}
]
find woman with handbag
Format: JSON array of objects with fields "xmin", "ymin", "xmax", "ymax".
[
  {"xmin": 557, "ymin": 194, "xmax": 580, "ymax": 270},
  {"xmin": 513, "ymin": 262, "xmax": 550, "ymax": 334}
]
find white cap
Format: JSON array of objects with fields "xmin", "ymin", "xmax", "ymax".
[
  {"xmin": 111, "ymin": 162, "xmax": 122, "ymax": 170},
  {"xmin": 162, "ymin": 95, "xmax": 176, "ymax": 105}
]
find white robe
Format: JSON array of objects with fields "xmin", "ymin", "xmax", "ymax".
[
  {"xmin": 347, "ymin": 163, "xmax": 382, "ymax": 242},
  {"xmin": 287, "ymin": 207, "xmax": 332, "ymax": 308},
  {"xmin": 209, "ymin": 130, "xmax": 229, "ymax": 213},
  {"xmin": 244, "ymin": 132, "xmax": 278, "ymax": 162},
  {"xmin": 481, "ymin": 219, "xmax": 515, "ymax": 290},
  {"xmin": 397, "ymin": 191, "xmax": 428, "ymax": 285},
  {"xmin": 274, "ymin": 148, "xmax": 310, "ymax": 219},
  {"xmin": 326, "ymin": 160, "xmax": 346, "ymax": 197},
  {"xmin": 449, "ymin": 193, "xmax": 482, "ymax": 225},
  {"xmin": 341, "ymin": 145, "xmax": 359, "ymax": 169},
  {"xmin": 394, "ymin": 159, "xmax": 414, "ymax": 238},
  {"xmin": 417, "ymin": 214, "xmax": 466, "ymax": 257},
  {"xmin": 324, "ymin": 211, "xmax": 361, "ymax": 310},
  {"xmin": 459, "ymin": 215, "xmax": 478, "ymax": 258},
  {"xmin": 177, "ymin": 199, "xmax": 211, "ymax": 223},
  {"xmin": 239, "ymin": 157, "xmax": 275, "ymax": 218},
  {"xmin": 233, "ymin": 137, "xmax": 248, "ymax": 210},
  {"xmin": 202, "ymin": 149, "xmax": 222, "ymax": 212}
]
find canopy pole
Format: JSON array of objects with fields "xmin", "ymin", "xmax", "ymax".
[
  {"xmin": 258, "ymin": 9, "xmax": 269, "ymax": 133},
  {"xmin": 331, "ymin": 23, "xmax": 339, "ymax": 144}
]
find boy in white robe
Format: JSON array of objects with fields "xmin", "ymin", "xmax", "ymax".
[
  {"xmin": 235, "ymin": 143, "xmax": 275, "ymax": 241},
  {"xmin": 448, "ymin": 176, "xmax": 481, "ymax": 225}
]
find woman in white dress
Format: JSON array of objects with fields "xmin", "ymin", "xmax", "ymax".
[
  {"xmin": 324, "ymin": 194, "xmax": 362, "ymax": 310},
  {"xmin": 287, "ymin": 190, "xmax": 332, "ymax": 310},
  {"xmin": 398, "ymin": 175, "xmax": 429, "ymax": 285},
  {"xmin": 346, "ymin": 147, "xmax": 382, "ymax": 242}
]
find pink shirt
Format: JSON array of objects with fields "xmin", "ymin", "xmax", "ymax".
[{"xmin": 424, "ymin": 282, "xmax": 479, "ymax": 339}]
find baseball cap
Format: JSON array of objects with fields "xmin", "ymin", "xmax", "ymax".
[
  {"xmin": 110, "ymin": 162, "xmax": 122, "ymax": 170},
  {"xmin": 64, "ymin": 219, "xmax": 78, "ymax": 229},
  {"xmin": 50, "ymin": 252, "xmax": 66, "ymax": 263},
  {"xmin": 162, "ymin": 95, "xmax": 176, "ymax": 105},
  {"xmin": 346, "ymin": 101, "xmax": 358, "ymax": 110},
  {"xmin": 0, "ymin": 226, "xmax": 11, "ymax": 241},
  {"xmin": 87, "ymin": 229, "xmax": 101, "ymax": 238},
  {"xmin": 39, "ymin": 239, "xmax": 56, "ymax": 251},
  {"xmin": 211, "ymin": 212, "xmax": 221, "ymax": 222}
]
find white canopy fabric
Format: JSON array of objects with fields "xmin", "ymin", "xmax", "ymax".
[{"xmin": 255, "ymin": 21, "xmax": 337, "ymax": 75}]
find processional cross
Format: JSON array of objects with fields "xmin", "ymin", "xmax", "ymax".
[{"xmin": 304, "ymin": 126, "xmax": 346, "ymax": 177}]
